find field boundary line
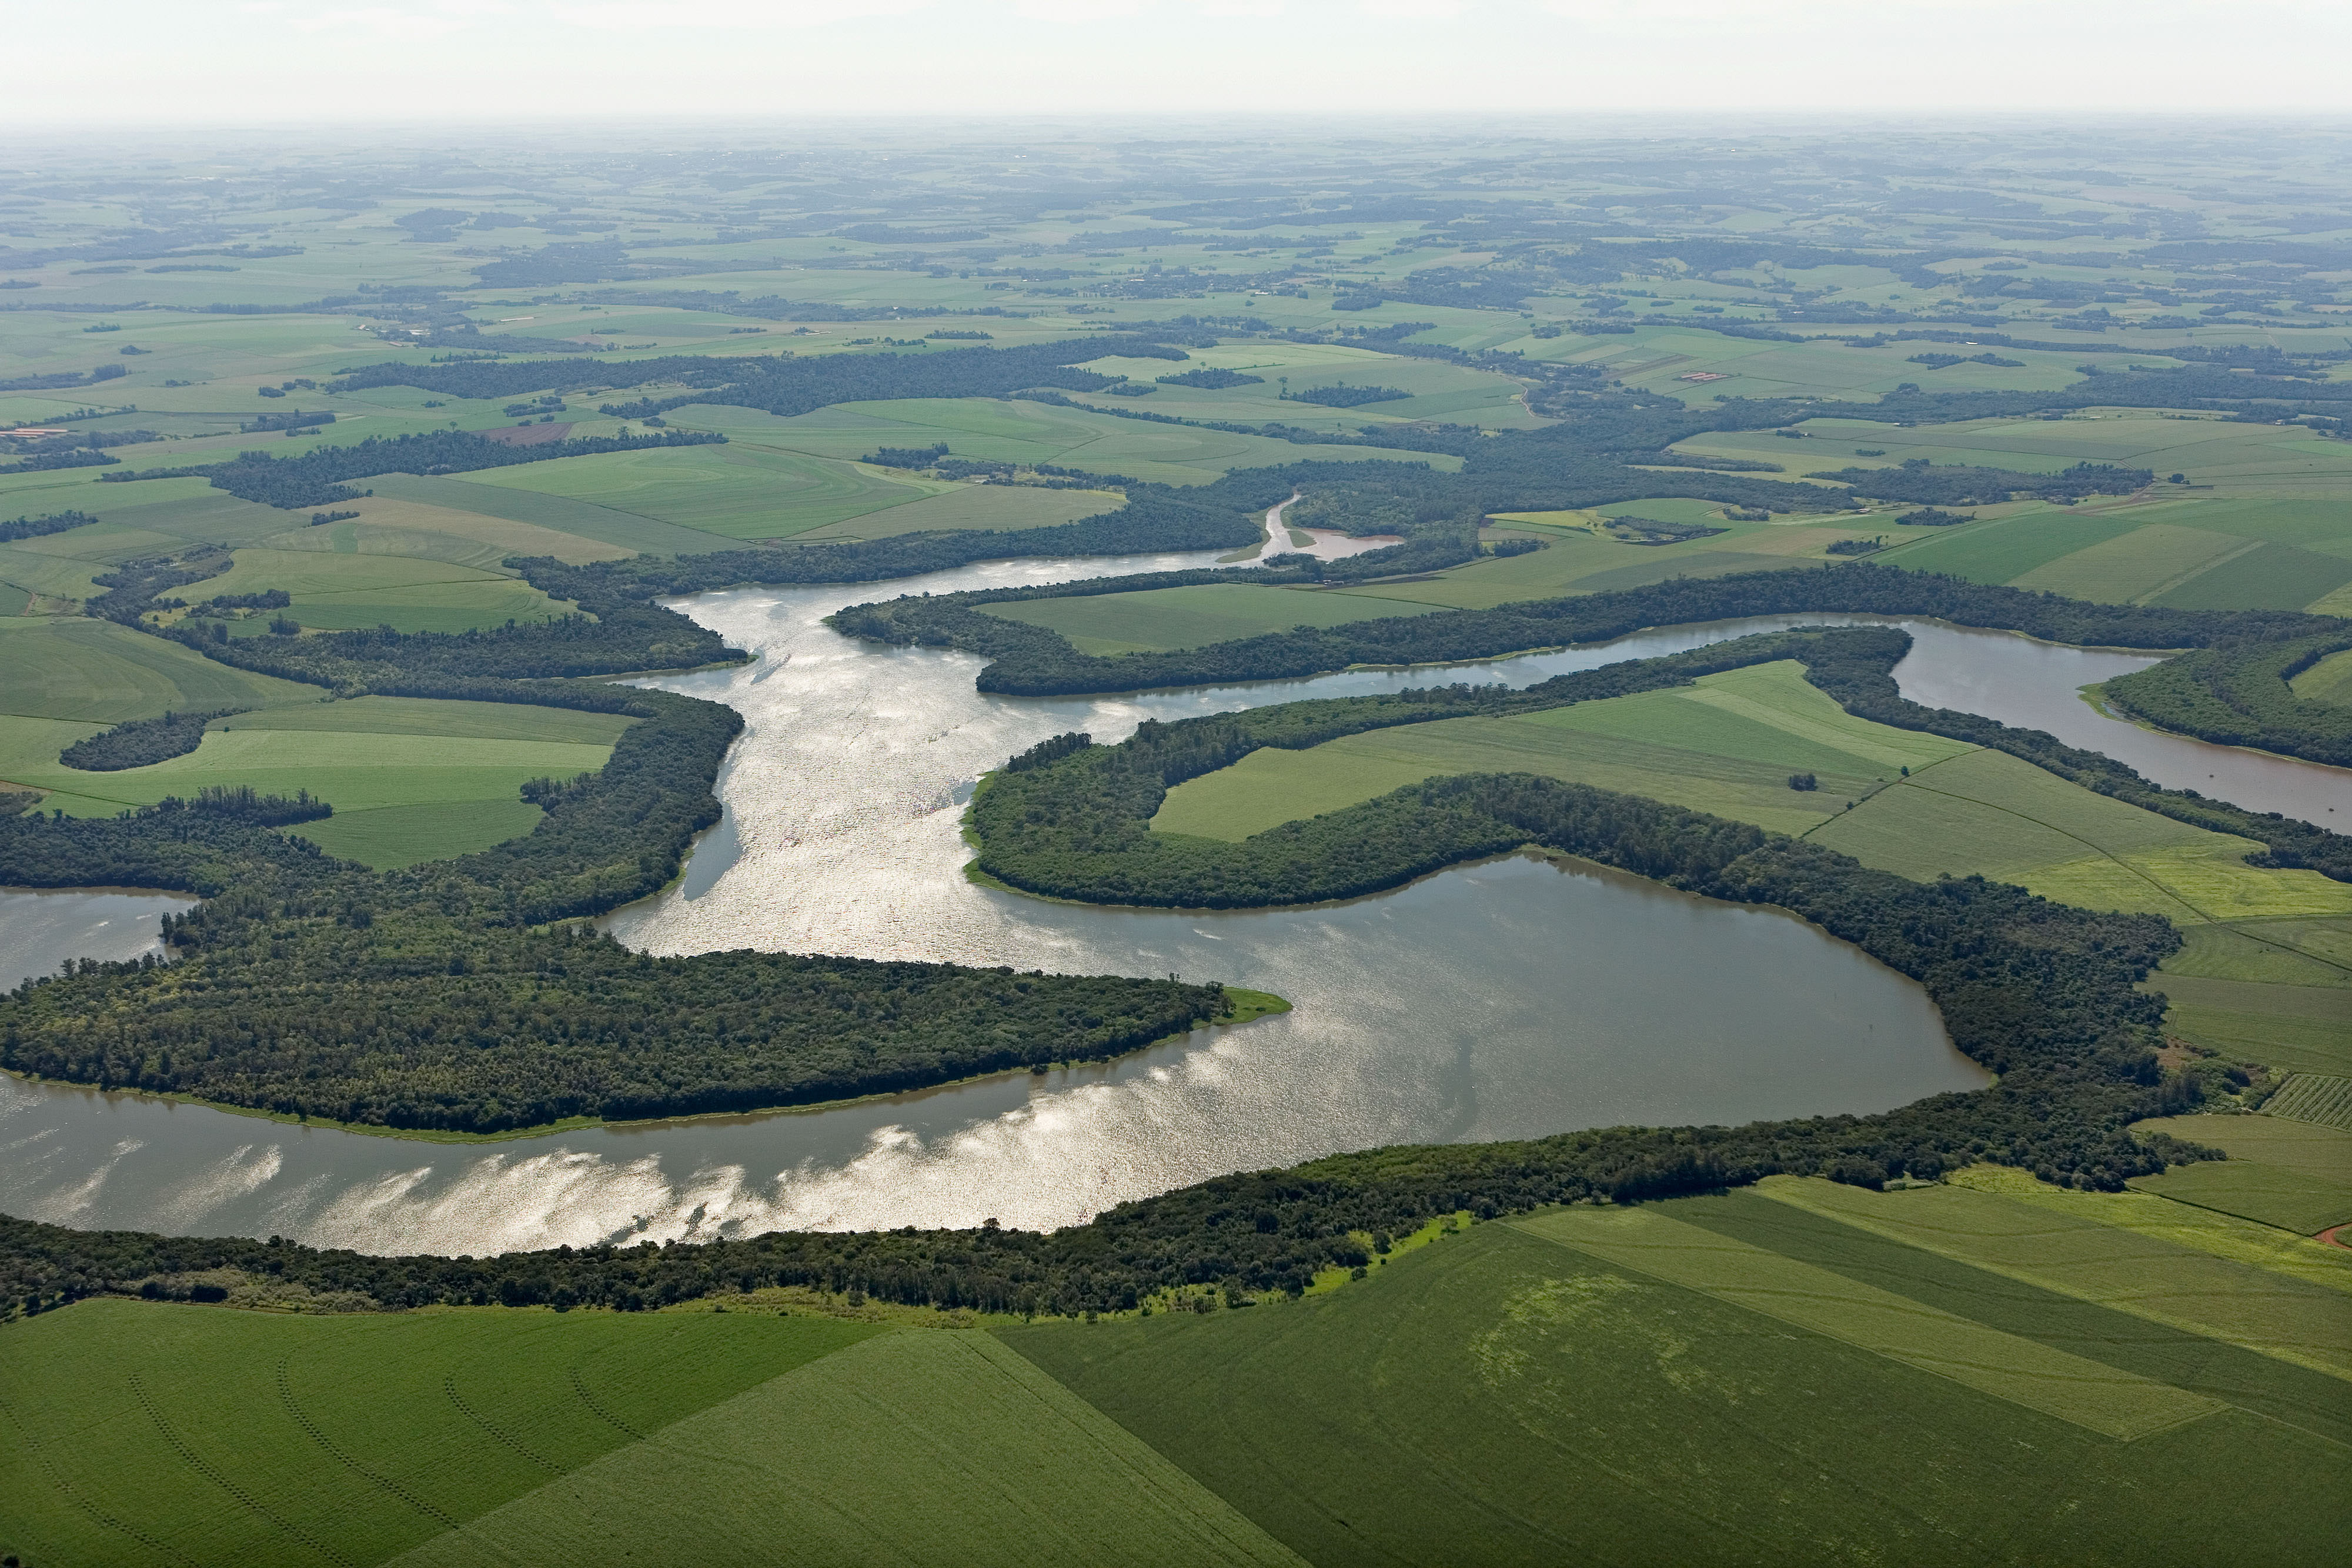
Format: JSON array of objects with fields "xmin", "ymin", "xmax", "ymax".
[
  {"xmin": 276, "ymin": 1356, "xmax": 460, "ymax": 1527},
  {"xmin": 129, "ymin": 1370, "xmax": 354, "ymax": 1566},
  {"xmin": 1512, "ymin": 1208, "xmax": 2227, "ymax": 1442}
]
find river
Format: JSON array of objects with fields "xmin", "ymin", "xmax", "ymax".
[{"xmin": 6, "ymin": 555, "xmax": 2343, "ymax": 1253}]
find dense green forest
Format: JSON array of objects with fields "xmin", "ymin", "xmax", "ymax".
[{"xmin": 56, "ymin": 706, "xmax": 243, "ymax": 771}]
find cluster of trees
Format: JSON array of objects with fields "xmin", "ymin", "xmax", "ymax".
[
  {"xmin": 0, "ymin": 363, "xmax": 126, "ymax": 392},
  {"xmin": 1805, "ymin": 460, "xmax": 2153, "ymax": 506},
  {"xmin": 1283, "ymin": 382, "xmax": 1411, "ymax": 407},
  {"xmin": 2103, "ymin": 632, "xmax": 2352, "ymax": 768},
  {"xmin": 193, "ymin": 427, "xmax": 724, "ymax": 510},
  {"xmin": 1897, "ymin": 508, "xmax": 1973, "ymax": 527},
  {"xmin": 57, "ymin": 707, "xmax": 244, "ymax": 772},
  {"xmin": 1907, "ymin": 352, "xmax": 2023, "ymax": 369},
  {"xmin": 865, "ymin": 443, "xmax": 949, "ymax": 469},
  {"xmin": 1157, "ymin": 367, "xmax": 1262, "ymax": 389},
  {"xmin": 0, "ymin": 509, "xmax": 96, "ymax": 543}
]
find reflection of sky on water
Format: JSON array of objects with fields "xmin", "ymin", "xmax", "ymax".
[{"xmin": 25, "ymin": 561, "xmax": 2337, "ymax": 1256}]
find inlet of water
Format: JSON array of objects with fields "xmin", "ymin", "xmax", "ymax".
[{"xmin": 14, "ymin": 557, "xmax": 2338, "ymax": 1253}]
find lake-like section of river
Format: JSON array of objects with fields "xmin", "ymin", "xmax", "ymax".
[{"xmin": 12, "ymin": 554, "xmax": 2343, "ymax": 1253}]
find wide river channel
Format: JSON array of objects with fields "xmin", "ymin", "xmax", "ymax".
[{"xmin": 6, "ymin": 551, "xmax": 2345, "ymax": 1253}]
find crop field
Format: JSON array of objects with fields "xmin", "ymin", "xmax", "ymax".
[
  {"xmin": 364, "ymin": 474, "xmax": 749, "ymax": 558},
  {"xmin": 1008, "ymin": 1192, "xmax": 2347, "ymax": 1568},
  {"xmin": 1069, "ymin": 341, "xmax": 1541, "ymax": 430},
  {"xmin": 2125, "ymin": 1115, "xmax": 2352, "ymax": 1236},
  {"xmin": 1154, "ymin": 660, "xmax": 1969, "ymax": 840},
  {"xmin": 0, "ymin": 1298, "xmax": 879, "ymax": 1568},
  {"xmin": 1809, "ymin": 748, "xmax": 2352, "ymax": 925},
  {"xmin": 454, "ymin": 442, "xmax": 948, "ymax": 541},
  {"xmin": 182, "ymin": 547, "xmax": 570, "ymax": 634},
  {"xmin": 668, "ymin": 396, "xmax": 1458, "ymax": 487},
  {"xmin": 0, "ymin": 614, "xmax": 315, "ymax": 723},
  {"xmin": 398, "ymin": 1329, "xmax": 1302, "ymax": 1568},
  {"xmin": 983, "ymin": 581, "xmax": 1446, "ymax": 656},
  {"xmin": 794, "ymin": 481, "xmax": 1126, "ymax": 541},
  {"xmin": 2263, "ymin": 1073, "xmax": 2352, "ymax": 1130},
  {"xmin": 2292, "ymin": 648, "xmax": 2352, "ymax": 703},
  {"xmin": 0, "ymin": 696, "xmax": 620, "ymax": 862}
]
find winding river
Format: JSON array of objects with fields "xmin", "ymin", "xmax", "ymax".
[{"xmin": 5, "ymin": 551, "xmax": 2344, "ymax": 1254}]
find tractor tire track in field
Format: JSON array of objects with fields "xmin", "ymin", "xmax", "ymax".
[
  {"xmin": 443, "ymin": 1371, "xmax": 560, "ymax": 1472},
  {"xmin": 129, "ymin": 1371, "xmax": 353, "ymax": 1566},
  {"xmin": 275, "ymin": 1357, "xmax": 459, "ymax": 1527},
  {"xmin": 0, "ymin": 1389, "xmax": 197, "ymax": 1566},
  {"xmin": 567, "ymin": 1362, "xmax": 646, "ymax": 1440}
]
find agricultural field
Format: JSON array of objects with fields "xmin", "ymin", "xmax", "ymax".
[
  {"xmin": 1010, "ymin": 1182, "xmax": 2350, "ymax": 1568},
  {"xmin": 983, "ymin": 581, "xmax": 1446, "ymax": 656},
  {"xmin": 5, "ymin": 122, "xmax": 2352, "ymax": 1566},
  {"xmin": 669, "ymin": 396, "xmax": 1458, "ymax": 488},
  {"xmin": 0, "ymin": 683, "xmax": 624, "ymax": 864},
  {"xmin": 0, "ymin": 1302, "xmax": 1299, "ymax": 1568}
]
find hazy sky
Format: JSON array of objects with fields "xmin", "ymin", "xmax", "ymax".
[{"xmin": 4, "ymin": 0, "xmax": 2344, "ymax": 123}]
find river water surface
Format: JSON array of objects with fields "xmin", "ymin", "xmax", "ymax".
[{"xmin": 8, "ymin": 554, "xmax": 2343, "ymax": 1253}]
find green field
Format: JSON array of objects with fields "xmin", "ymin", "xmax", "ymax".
[
  {"xmin": 0, "ymin": 695, "xmax": 623, "ymax": 864},
  {"xmin": 1147, "ymin": 659, "xmax": 1933, "ymax": 836},
  {"xmin": 2263, "ymin": 1073, "xmax": 2352, "ymax": 1131},
  {"xmin": 1009, "ymin": 1186, "xmax": 2349, "ymax": 1567},
  {"xmin": 2292, "ymin": 648, "xmax": 2352, "ymax": 704},
  {"xmin": 0, "ymin": 1300, "xmax": 881, "ymax": 1568},
  {"xmin": 982, "ymin": 581, "xmax": 1447, "ymax": 656},
  {"xmin": 0, "ymin": 614, "xmax": 316, "ymax": 723},
  {"xmin": 397, "ymin": 1329, "xmax": 1302, "ymax": 1568},
  {"xmin": 0, "ymin": 1303, "xmax": 1301, "ymax": 1568},
  {"xmin": 668, "ymin": 396, "xmax": 1460, "ymax": 488},
  {"xmin": 455, "ymin": 442, "xmax": 948, "ymax": 542},
  {"xmin": 182, "ymin": 547, "xmax": 571, "ymax": 634},
  {"xmin": 1812, "ymin": 748, "xmax": 2352, "ymax": 925}
]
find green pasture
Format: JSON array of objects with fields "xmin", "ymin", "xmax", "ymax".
[
  {"xmin": 794, "ymin": 482, "xmax": 1125, "ymax": 541},
  {"xmin": 1812, "ymin": 748, "xmax": 2352, "ymax": 925},
  {"xmin": 0, "ymin": 1299, "xmax": 877, "ymax": 1568},
  {"xmin": 982, "ymin": 581, "xmax": 1445, "ymax": 657},
  {"xmin": 0, "ymin": 696, "xmax": 620, "ymax": 865},
  {"xmin": 1010, "ymin": 1195, "xmax": 2345, "ymax": 1568},
  {"xmin": 365, "ymin": 474, "xmax": 749, "ymax": 557},
  {"xmin": 182, "ymin": 548, "xmax": 570, "ymax": 633},
  {"xmin": 1325, "ymin": 520, "xmax": 1863, "ymax": 612},
  {"xmin": 1152, "ymin": 660, "xmax": 1973, "ymax": 841},
  {"xmin": 2290, "ymin": 648, "xmax": 2352, "ymax": 703},
  {"xmin": 667, "ymin": 396, "xmax": 1458, "ymax": 487},
  {"xmin": 398, "ymin": 1329, "xmax": 1300, "ymax": 1568},
  {"xmin": 452, "ymin": 442, "xmax": 944, "ymax": 542},
  {"xmin": 1577, "ymin": 326, "xmax": 2096, "ymax": 403},
  {"xmin": 0, "ymin": 614, "xmax": 315, "ymax": 725},
  {"xmin": 1072, "ymin": 339, "xmax": 1540, "ymax": 430},
  {"xmin": 1709, "ymin": 1182, "xmax": 2352, "ymax": 1417}
]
